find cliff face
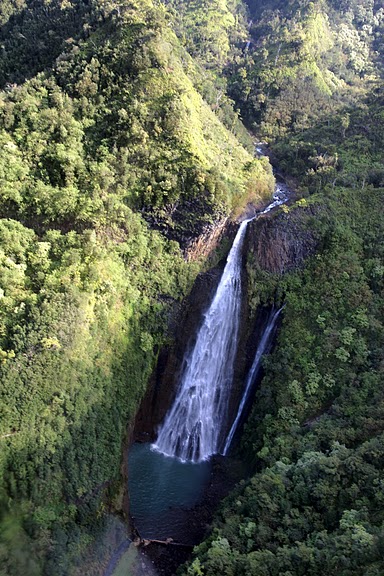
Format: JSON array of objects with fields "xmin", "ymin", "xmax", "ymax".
[
  {"xmin": 185, "ymin": 216, "xmax": 230, "ymax": 261},
  {"xmin": 246, "ymin": 205, "xmax": 320, "ymax": 274},
  {"xmin": 134, "ymin": 263, "xmax": 226, "ymax": 441},
  {"xmin": 223, "ymin": 204, "xmax": 321, "ymax": 437}
]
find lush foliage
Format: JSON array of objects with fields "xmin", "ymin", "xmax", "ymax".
[
  {"xmin": 0, "ymin": 2, "xmax": 274, "ymax": 238},
  {"xmin": 3, "ymin": 0, "xmax": 384, "ymax": 574},
  {"xmin": 184, "ymin": 1, "xmax": 384, "ymax": 575},
  {"xmin": 0, "ymin": 0, "xmax": 275, "ymax": 574},
  {"xmin": 226, "ymin": 0, "xmax": 383, "ymax": 138}
]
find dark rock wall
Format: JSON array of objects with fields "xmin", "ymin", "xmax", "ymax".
[
  {"xmin": 220, "ymin": 205, "xmax": 321, "ymax": 444},
  {"xmin": 185, "ymin": 216, "xmax": 230, "ymax": 261},
  {"xmin": 247, "ymin": 205, "xmax": 320, "ymax": 274},
  {"xmin": 133, "ymin": 263, "xmax": 226, "ymax": 441}
]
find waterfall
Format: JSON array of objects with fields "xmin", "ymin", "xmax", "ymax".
[
  {"xmin": 152, "ymin": 182, "xmax": 289, "ymax": 464},
  {"xmin": 152, "ymin": 219, "xmax": 251, "ymax": 463},
  {"xmin": 223, "ymin": 306, "xmax": 284, "ymax": 455}
]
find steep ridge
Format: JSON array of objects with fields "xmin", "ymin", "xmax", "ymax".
[{"xmin": 0, "ymin": 2, "xmax": 275, "ymax": 575}]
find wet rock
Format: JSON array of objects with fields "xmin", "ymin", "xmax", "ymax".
[{"xmin": 134, "ymin": 262, "xmax": 227, "ymax": 440}]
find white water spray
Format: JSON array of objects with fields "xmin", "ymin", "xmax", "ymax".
[{"xmin": 152, "ymin": 220, "xmax": 250, "ymax": 462}]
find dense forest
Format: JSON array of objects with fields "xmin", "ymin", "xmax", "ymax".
[
  {"xmin": 183, "ymin": 0, "xmax": 384, "ymax": 575},
  {"xmin": 0, "ymin": 0, "xmax": 383, "ymax": 575},
  {"xmin": 0, "ymin": 1, "xmax": 273, "ymax": 574}
]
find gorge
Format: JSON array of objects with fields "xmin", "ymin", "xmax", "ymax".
[
  {"xmin": 126, "ymin": 180, "xmax": 291, "ymax": 573},
  {"xmin": 150, "ymin": 174, "xmax": 290, "ymax": 465},
  {"xmin": 1, "ymin": 1, "xmax": 384, "ymax": 576}
]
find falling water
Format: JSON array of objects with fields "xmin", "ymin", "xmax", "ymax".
[
  {"xmin": 223, "ymin": 306, "xmax": 284, "ymax": 455},
  {"xmin": 152, "ymin": 183, "xmax": 289, "ymax": 464},
  {"xmin": 152, "ymin": 219, "xmax": 250, "ymax": 463}
]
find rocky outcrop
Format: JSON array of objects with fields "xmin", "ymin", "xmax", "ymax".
[
  {"xmin": 185, "ymin": 216, "xmax": 230, "ymax": 261},
  {"xmin": 223, "ymin": 204, "xmax": 321, "ymax": 443},
  {"xmin": 247, "ymin": 204, "xmax": 320, "ymax": 274}
]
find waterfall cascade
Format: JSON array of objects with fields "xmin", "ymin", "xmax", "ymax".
[
  {"xmin": 153, "ymin": 219, "xmax": 249, "ymax": 462},
  {"xmin": 152, "ymin": 186, "xmax": 288, "ymax": 463}
]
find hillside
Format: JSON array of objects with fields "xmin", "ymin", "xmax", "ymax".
[
  {"xmin": 0, "ymin": 1, "xmax": 273, "ymax": 574},
  {"xmin": 227, "ymin": 0, "xmax": 383, "ymax": 137},
  {"xmin": 184, "ymin": 1, "xmax": 384, "ymax": 575},
  {"xmin": 1, "ymin": 0, "xmax": 384, "ymax": 575}
]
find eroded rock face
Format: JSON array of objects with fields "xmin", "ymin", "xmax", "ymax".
[
  {"xmin": 185, "ymin": 216, "xmax": 229, "ymax": 261},
  {"xmin": 246, "ymin": 205, "xmax": 320, "ymax": 274}
]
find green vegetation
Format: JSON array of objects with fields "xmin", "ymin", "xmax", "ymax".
[
  {"xmin": 187, "ymin": 184, "xmax": 384, "ymax": 574},
  {"xmin": 227, "ymin": 0, "xmax": 382, "ymax": 138},
  {"xmin": 2, "ymin": 0, "xmax": 384, "ymax": 574},
  {"xmin": 183, "ymin": 1, "xmax": 384, "ymax": 575},
  {"xmin": 0, "ymin": 1, "xmax": 274, "ymax": 574},
  {"xmin": 189, "ymin": 184, "xmax": 384, "ymax": 575}
]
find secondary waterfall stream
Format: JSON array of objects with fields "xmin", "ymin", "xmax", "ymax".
[{"xmin": 223, "ymin": 306, "xmax": 284, "ymax": 454}]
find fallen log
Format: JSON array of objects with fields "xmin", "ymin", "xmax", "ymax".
[
  {"xmin": 133, "ymin": 536, "xmax": 193, "ymax": 548},
  {"xmin": 132, "ymin": 523, "xmax": 194, "ymax": 549}
]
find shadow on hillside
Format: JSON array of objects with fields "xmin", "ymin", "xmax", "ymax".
[{"xmin": 0, "ymin": 0, "xmax": 97, "ymax": 87}]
